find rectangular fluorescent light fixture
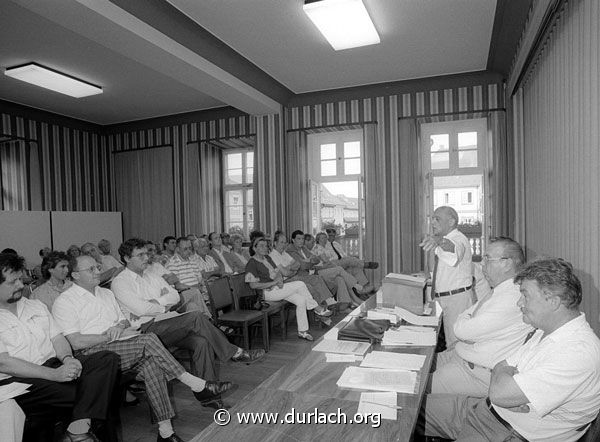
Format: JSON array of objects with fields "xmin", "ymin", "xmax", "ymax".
[
  {"xmin": 303, "ymin": 0, "xmax": 380, "ymax": 51},
  {"xmin": 4, "ymin": 63, "xmax": 102, "ymax": 98}
]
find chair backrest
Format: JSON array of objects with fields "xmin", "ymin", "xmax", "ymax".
[
  {"xmin": 205, "ymin": 276, "xmax": 234, "ymax": 315},
  {"xmin": 229, "ymin": 273, "xmax": 256, "ymax": 309}
]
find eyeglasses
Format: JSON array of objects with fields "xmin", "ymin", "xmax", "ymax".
[
  {"xmin": 482, "ymin": 255, "xmax": 509, "ymax": 262},
  {"xmin": 77, "ymin": 265, "xmax": 102, "ymax": 273}
]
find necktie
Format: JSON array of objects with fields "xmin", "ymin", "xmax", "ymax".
[{"xmin": 331, "ymin": 242, "xmax": 342, "ymax": 260}]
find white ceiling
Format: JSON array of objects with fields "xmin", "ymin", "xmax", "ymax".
[
  {"xmin": 169, "ymin": 0, "xmax": 497, "ymax": 93},
  {"xmin": 0, "ymin": 0, "xmax": 502, "ymax": 125}
]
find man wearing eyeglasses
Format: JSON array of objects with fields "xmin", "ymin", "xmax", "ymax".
[
  {"xmin": 419, "ymin": 206, "xmax": 474, "ymax": 346},
  {"xmin": 429, "ymin": 237, "xmax": 534, "ymax": 397},
  {"xmin": 421, "ymin": 257, "xmax": 600, "ymax": 442}
]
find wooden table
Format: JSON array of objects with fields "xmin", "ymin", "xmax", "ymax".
[{"xmin": 192, "ymin": 297, "xmax": 438, "ymax": 442}]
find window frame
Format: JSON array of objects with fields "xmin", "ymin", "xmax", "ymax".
[{"xmin": 223, "ymin": 149, "xmax": 254, "ymax": 239}]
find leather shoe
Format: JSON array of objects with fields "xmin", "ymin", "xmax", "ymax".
[
  {"xmin": 59, "ymin": 431, "xmax": 100, "ymax": 442},
  {"xmin": 364, "ymin": 261, "xmax": 379, "ymax": 269},
  {"xmin": 201, "ymin": 396, "xmax": 230, "ymax": 410},
  {"xmin": 157, "ymin": 433, "xmax": 184, "ymax": 442},
  {"xmin": 231, "ymin": 348, "xmax": 266, "ymax": 363},
  {"xmin": 193, "ymin": 380, "xmax": 234, "ymax": 402},
  {"xmin": 352, "ymin": 287, "xmax": 371, "ymax": 301}
]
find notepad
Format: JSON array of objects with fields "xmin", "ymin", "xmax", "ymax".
[
  {"xmin": 336, "ymin": 366, "xmax": 417, "ymax": 394},
  {"xmin": 360, "ymin": 351, "xmax": 426, "ymax": 371},
  {"xmin": 325, "ymin": 353, "xmax": 363, "ymax": 363},
  {"xmin": 357, "ymin": 391, "xmax": 399, "ymax": 420},
  {"xmin": 381, "ymin": 328, "xmax": 436, "ymax": 346},
  {"xmin": 313, "ymin": 339, "xmax": 371, "ymax": 356}
]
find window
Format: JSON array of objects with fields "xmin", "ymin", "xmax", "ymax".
[
  {"xmin": 421, "ymin": 118, "xmax": 489, "ymax": 260},
  {"xmin": 308, "ymin": 129, "xmax": 365, "ymax": 258},
  {"xmin": 224, "ymin": 150, "xmax": 253, "ymax": 238}
]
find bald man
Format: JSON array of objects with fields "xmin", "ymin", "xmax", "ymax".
[{"xmin": 420, "ymin": 206, "xmax": 473, "ymax": 346}]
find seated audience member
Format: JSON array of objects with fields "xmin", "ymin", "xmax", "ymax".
[
  {"xmin": 304, "ymin": 233, "xmax": 315, "ymax": 251},
  {"xmin": 111, "ymin": 238, "xmax": 264, "ymax": 407},
  {"xmin": 165, "ymin": 238, "xmax": 211, "ymax": 316},
  {"xmin": 192, "ymin": 238, "xmax": 221, "ymax": 280},
  {"xmin": 230, "ymin": 234, "xmax": 250, "ymax": 266},
  {"xmin": 0, "ymin": 399, "xmax": 25, "ymax": 442},
  {"xmin": 80, "ymin": 243, "xmax": 121, "ymax": 284},
  {"xmin": 472, "ymin": 260, "xmax": 493, "ymax": 302},
  {"xmin": 208, "ymin": 232, "xmax": 245, "ymax": 274},
  {"xmin": 220, "ymin": 232, "xmax": 233, "ymax": 251},
  {"xmin": 270, "ymin": 232, "xmax": 333, "ymax": 318},
  {"xmin": 421, "ymin": 257, "xmax": 600, "ymax": 442},
  {"xmin": 97, "ymin": 239, "xmax": 123, "ymax": 272},
  {"xmin": 287, "ymin": 230, "xmax": 367, "ymax": 306},
  {"xmin": 31, "ymin": 251, "xmax": 73, "ymax": 310},
  {"xmin": 430, "ymin": 237, "xmax": 534, "ymax": 397},
  {"xmin": 162, "ymin": 236, "xmax": 177, "ymax": 262},
  {"xmin": 248, "ymin": 230, "xmax": 266, "ymax": 256},
  {"xmin": 313, "ymin": 231, "xmax": 378, "ymax": 290},
  {"xmin": 0, "ymin": 253, "xmax": 119, "ymax": 442},
  {"xmin": 145, "ymin": 241, "xmax": 201, "ymax": 298},
  {"xmin": 246, "ymin": 237, "xmax": 319, "ymax": 341},
  {"xmin": 52, "ymin": 255, "xmax": 233, "ymax": 442},
  {"xmin": 66, "ymin": 245, "xmax": 81, "ymax": 259},
  {"xmin": 32, "ymin": 247, "xmax": 52, "ymax": 281}
]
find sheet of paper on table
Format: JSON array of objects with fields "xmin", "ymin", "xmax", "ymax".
[
  {"xmin": 394, "ymin": 306, "xmax": 439, "ymax": 327},
  {"xmin": 0, "ymin": 382, "xmax": 31, "ymax": 402},
  {"xmin": 358, "ymin": 391, "xmax": 399, "ymax": 420},
  {"xmin": 381, "ymin": 328, "xmax": 436, "ymax": 346},
  {"xmin": 360, "ymin": 351, "xmax": 426, "ymax": 371},
  {"xmin": 337, "ymin": 366, "xmax": 417, "ymax": 394},
  {"xmin": 313, "ymin": 339, "xmax": 371, "ymax": 356},
  {"xmin": 325, "ymin": 353, "xmax": 364, "ymax": 363}
]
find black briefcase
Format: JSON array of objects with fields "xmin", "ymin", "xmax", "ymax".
[{"xmin": 337, "ymin": 317, "xmax": 391, "ymax": 344}]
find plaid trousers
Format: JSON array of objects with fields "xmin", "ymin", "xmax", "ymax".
[{"xmin": 78, "ymin": 332, "xmax": 185, "ymax": 422}]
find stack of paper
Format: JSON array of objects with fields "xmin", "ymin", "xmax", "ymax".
[
  {"xmin": 360, "ymin": 351, "xmax": 426, "ymax": 371},
  {"xmin": 336, "ymin": 366, "xmax": 417, "ymax": 394},
  {"xmin": 367, "ymin": 308, "xmax": 398, "ymax": 323},
  {"xmin": 357, "ymin": 391, "xmax": 399, "ymax": 421},
  {"xmin": 325, "ymin": 353, "xmax": 363, "ymax": 363},
  {"xmin": 0, "ymin": 382, "xmax": 31, "ymax": 402},
  {"xmin": 312, "ymin": 339, "xmax": 371, "ymax": 356},
  {"xmin": 394, "ymin": 306, "xmax": 439, "ymax": 327},
  {"xmin": 381, "ymin": 327, "xmax": 436, "ymax": 346}
]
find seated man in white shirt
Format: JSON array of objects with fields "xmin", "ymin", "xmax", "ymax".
[
  {"xmin": 421, "ymin": 257, "xmax": 600, "ymax": 442},
  {"xmin": 111, "ymin": 238, "xmax": 264, "ymax": 398},
  {"xmin": 208, "ymin": 232, "xmax": 245, "ymax": 274},
  {"xmin": 80, "ymin": 243, "xmax": 121, "ymax": 285},
  {"xmin": 52, "ymin": 255, "xmax": 235, "ymax": 442},
  {"xmin": 430, "ymin": 237, "xmax": 534, "ymax": 397},
  {"xmin": 161, "ymin": 236, "xmax": 177, "ymax": 262},
  {"xmin": 0, "ymin": 253, "xmax": 120, "ymax": 442}
]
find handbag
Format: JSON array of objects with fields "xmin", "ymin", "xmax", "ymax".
[{"xmin": 337, "ymin": 317, "xmax": 391, "ymax": 344}]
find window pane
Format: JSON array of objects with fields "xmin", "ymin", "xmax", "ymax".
[
  {"xmin": 431, "ymin": 152, "xmax": 449, "ymax": 169},
  {"xmin": 344, "ymin": 158, "xmax": 361, "ymax": 175},
  {"xmin": 226, "ymin": 190, "xmax": 243, "ymax": 205},
  {"xmin": 247, "ymin": 207, "xmax": 254, "ymax": 222},
  {"xmin": 343, "ymin": 141, "xmax": 360, "ymax": 158},
  {"xmin": 227, "ymin": 222, "xmax": 244, "ymax": 235},
  {"xmin": 458, "ymin": 132, "xmax": 477, "ymax": 150},
  {"xmin": 246, "ymin": 189, "xmax": 253, "ymax": 205},
  {"xmin": 225, "ymin": 168, "xmax": 243, "ymax": 185},
  {"xmin": 246, "ymin": 167, "xmax": 254, "ymax": 184},
  {"xmin": 246, "ymin": 151, "xmax": 254, "ymax": 165},
  {"xmin": 430, "ymin": 134, "xmax": 449, "ymax": 152},
  {"xmin": 459, "ymin": 151, "xmax": 478, "ymax": 168},
  {"xmin": 321, "ymin": 160, "xmax": 336, "ymax": 176},
  {"xmin": 226, "ymin": 153, "xmax": 242, "ymax": 169},
  {"xmin": 320, "ymin": 144, "xmax": 336, "ymax": 160}
]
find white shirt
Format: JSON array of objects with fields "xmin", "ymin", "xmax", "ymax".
[
  {"xmin": 111, "ymin": 268, "xmax": 180, "ymax": 327},
  {"xmin": 52, "ymin": 284, "xmax": 126, "ymax": 336},
  {"xmin": 196, "ymin": 254, "xmax": 219, "ymax": 273},
  {"xmin": 325, "ymin": 240, "xmax": 346, "ymax": 259},
  {"xmin": 269, "ymin": 249, "xmax": 296, "ymax": 268},
  {"xmin": 146, "ymin": 261, "xmax": 169, "ymax": 278},
  {"xmin": 0, "ymin": 299, "xmax": 60, "ymax": 380},
  {"xmin": 434, "ymin": 228, "xmax": 473, "ymax": 292},
  {"xmin": 495, "ymin": 314, "xmax": 600, "ymax": 441},
  {"xmin": 454, "ymin": 279, "xmax": 533, "ymax": 368},
  {"xmin": 100, "ymin": 254, "xmax": 122, "ymax": 272}
]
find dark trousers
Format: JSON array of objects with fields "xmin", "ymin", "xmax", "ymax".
[
  {"xmin": 0, "ymin": 351, "xmax": 120, "ymax": 441},
  {"xmin": 142, "ymin": 311, "xmax": 239, "ymax": 381}
]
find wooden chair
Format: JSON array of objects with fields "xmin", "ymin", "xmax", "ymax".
[
  {"xmin": 229, "ymin": 273, "xmax": 288, "ymax": 345},
  {"xmin": 206, "ymin": 276, "xmax": 268, "ymax": 350}
]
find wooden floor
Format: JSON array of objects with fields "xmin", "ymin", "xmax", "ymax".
[{"xmin": 119, "ymin": 312, "xmax": 341, "ymax": 442}]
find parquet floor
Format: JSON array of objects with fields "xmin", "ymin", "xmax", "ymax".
[{"xmin": 119, "ymin": 312, "xmax": 341, "ymax": 442}]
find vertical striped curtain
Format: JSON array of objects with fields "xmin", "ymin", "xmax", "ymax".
[
  {"xmin": 114, "ymin": 146, "xmax": 175, "ymax": 243},
  {"xmin": 487, "ymin": 111, "xmax": 512, "ymax": 238},
  {"xmin": 284, "ymin": 131, "xmax": 311, "ymax": 234},
  {"xmin": 185, "ymin": 142, "xmax": 223, "ymax": 236},
  {"xmin": 517, "ymin": 0, "xmax": 600, "ymax": 333},
  {"xmin": 0, "ymin": 140, "xmax": 42, "ymax": 210}
]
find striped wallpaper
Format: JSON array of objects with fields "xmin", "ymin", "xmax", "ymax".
[{"xmin": 517, "ymin": 0, "xmax": 600, "ymax": 333}]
